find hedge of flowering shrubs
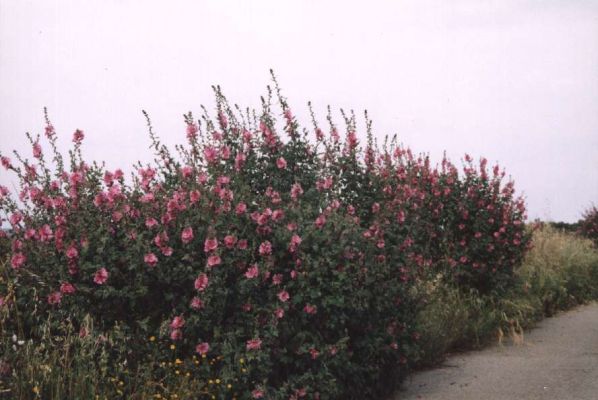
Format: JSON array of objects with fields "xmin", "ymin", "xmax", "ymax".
[{"xmin": 0, "ymin": 77, "xmax": 531, "ymax": 399}]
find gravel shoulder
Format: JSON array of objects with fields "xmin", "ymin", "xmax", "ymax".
[{"xmin": 394, "ymin": 302, "xmax": 598, "ymax": 400}]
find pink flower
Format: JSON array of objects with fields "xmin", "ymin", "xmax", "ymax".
[
  {"xmin": 259, "ymin": 241, "xmax": 272, "ymax": 256},
  {"xmin": 252, "ymin": 389, "xmax": 264, "ymax": 399},
  {"xmin": 186, "ymin": 123, "xmax": 198, "ymax": 140},
  {"xmin": 161, "ymin": 246, "xmax": 173, "ymax": 256},
  {"xmin": 9, "ymin": 212, "xmax": 22, "ymax": 226},
  {"xmin": 190, "ymin": 190, "xmax": 201, "ymax": 204},
  {"xmin": 291, "ymin": 234, "xmax": 302, "ymax": 246},
  {"xmin": 303, "ymin": 304, "xmax": 317, "ymax": 314},
  {"xmin": 194, "ymin": 273, "xmax": 209, "ymax": 291},
  {"xmin": 144, "ymin": 253, "xmax": 158, "ymax": 267},
  {"xmin": 218, "ymin": 112, "xmax": 228, "ymax": 128},
  {"xmin": 47, "ymin": 291, "xmax": 62, "ymax": 305},
  {"xmin": 207, "ymin": 255, "xmax": 221, "ymax": 268},
  {"xmin": 235, "ymin": 202, "xmax": 247, "ymax": 215},
  {"xmin": 196, "ymin": 172, "xmax": 208, "ymax": 184},
  {"xmin": 309, "ymin": 348, "xmax": 320, "ymax": 360},
  {"xmin": 237, "ymin": 239, "xmax": 248, "ymax": 250},
  {"xmin": 276, "ymin": 157, "xmax": 287, "ymax": 169},
  {"xmin": 315, "ymin": 214, "xmax": 326, "ymax": 229},
  {"xmin": 60, "ymin": 282, "xmax": 76, "ymax": 294},
  {"xmin": 289, "ymin": 234, "xmax": 302, "ymax": 252},
  {"xmin": 277, "ymin": 290, "xmax": 290, "ymax": 302},
  {"xmin": 274, "ymin": 308, "xmax": 285, "ymax": 319},
  {"xmin": 170, "ymin": 315, "xmax": 185, "ymax": 329},
  {"xmin": 1, "ymin": 156, "xmax": 12, "ymax": 169},
  {"xmin": 272, "ymin": 209, "xmax": 284, "ymax": 221},
  {"xmin": 72, "ymin": 129, "xmax": 85, "ymax": 143},
  {"xmin": 235, "ymin": 152, "xmax": 246, "ymax": 170},
  {"xmin": 224, "ymin": 235, "xmax": 237, "ymax": 248},
  {"xmin": 33, "ymin": 142, "xmax": 42, "ymax": 159},
  {"xmin": 180, "ymin": 166, "xmax": 193, "ymax": 178},
  {"xmin": 246, "ymin": 338, "xmax": 262, "ymax": 351},
  {"xmin": 220, "ymin": 145, "xmax": 231, "ymax": 159},
  {"xmin": 170, "ymin": 329, "xmax": 183, "ymax": 341},
  {"xmin": 256, "ymin": 213, "xmax": 269, "ymax": 226},
  {"xmin": 181, "ymin": 227, "xmax": 194, "ymax": 244},
  {"xmin": 372, "ymin": 202, "xmax": 380, "ymax": 213},
  {"xmin": 204, "ymin": 237, "xmax": 219, "ymax": 253},
  {"xmin": 190, "ymin": 297, "xmax": 204, "ymax": 309},
  {"xmin": 272, "ymin": 274, "xmax": 283, "ymax": 285},
  {"xmin": 93, "ymin": 268, "xmax": 109, "ymax": 285},
  {"xmin": 243, "ymin": 129, "xmax": 253, "ymax": 142},
  {"xmin": 315, "ymin": 128, "xmax": 324, "ymax": 140},
  {"xmin": 245, "ymin": 264, "xmax": 259, "ymax": 279},
  {"xmin": 10, "ymin": 252, "xmax": 26, "ymax": 269},
  {"xmin": 284, "ymin": 108, "xmax": 293, "ymax": 122},
  {"xmin": 291, "ymin": 183, "xmax": 303, "ymax": 200},
  {"xmin": 195, "ymin": 342, "xmax": 210, "ymax": 355},
  {"xmin": 203, "ymin": 146, "xmax": 218, "ymax": 164},
  {"xmin": 38, "ymin": 225, "xmax": 53, "ymax": 242},
  {"xmin": 66, "ymin": 245, "xmax": 79, "ymax": 260}
]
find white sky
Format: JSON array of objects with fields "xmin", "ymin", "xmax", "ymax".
[{"xmin": 1, "ymin": 0, "xmax": 597, "ymax": 222}]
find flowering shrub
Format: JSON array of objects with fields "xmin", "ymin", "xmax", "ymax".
[
  {"xmin": 442, "ymin": 156, "xmax": 531, "ymax": 292},
  {"xmin": 0, "ymin": 74, "xmax": 529, "ymax": 398},
  {"xmin": 578, "ymin": 205, "xmax": 598, "ymax": 247}
]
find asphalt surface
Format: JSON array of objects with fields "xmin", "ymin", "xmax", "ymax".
[{"xmin": 394, "ymin": 302, "xmax": 598, "ymax": 400}]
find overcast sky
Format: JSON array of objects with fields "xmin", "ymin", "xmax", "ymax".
[{"xmin": 1, "ymin": 0, "xmax": 597, "ymax": 222}]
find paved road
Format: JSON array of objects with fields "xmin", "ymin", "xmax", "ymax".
[{"xmin": 394, "ymin": 302, "xmax": 598, "ymax": 400}]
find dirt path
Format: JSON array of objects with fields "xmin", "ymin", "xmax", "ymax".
[{"xmin": 394, "ymin": 302, "xmax": 598, "ymax": 400}]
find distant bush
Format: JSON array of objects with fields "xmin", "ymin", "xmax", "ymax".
[
  {"xmin": 578, "ymin": 205, "xmax": 598, "ymax": 247},
  {"xmin": 548, "ymin": 221, "xmax": 579, "ymax": 234}
]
